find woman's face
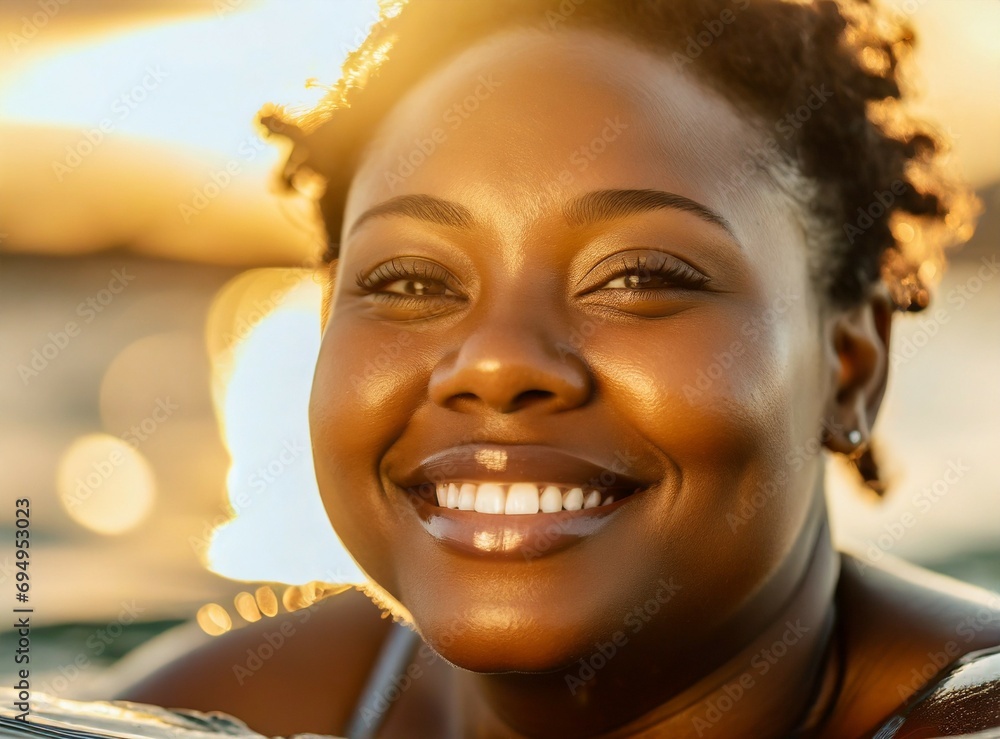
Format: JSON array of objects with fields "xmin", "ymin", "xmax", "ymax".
[{"xmin": 310, "ymin": 27, "xmax": 833, "ymax": 671}]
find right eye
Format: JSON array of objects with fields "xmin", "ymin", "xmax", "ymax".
[
  {"xmin": 355, "ymin": 257, "xmax": 466, "ymax": 318},
  {"xmin": 379, "ymin": 278, "xmax": 456, "ymax": 297}
]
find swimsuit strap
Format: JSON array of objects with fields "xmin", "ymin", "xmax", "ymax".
[
  {"xmin": 786, "ymin": 603, "xmax": 847, "ymax": 738},
  {"xmin": 344, "ymin": 621, "xmax": 422, "ymax": 739}
]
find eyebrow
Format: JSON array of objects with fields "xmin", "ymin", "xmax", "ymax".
[
  {"xmin": 346, "ymin": 188, "xmax": 735, "ymax": 240},
  {"xmin": 347, "ymin": 194, "xmax": 474, "ymax": 238},
  {"xmin": 564, "ymin": 189, "xmax": 735, "ymax": 238}
]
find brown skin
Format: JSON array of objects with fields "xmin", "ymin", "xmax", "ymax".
[
  {"xmin": 316, "ymin": 26, "xmax": 859, "ymax": 735},
  {"xmin": 118, "ymin": 559, "xmax": 1000, "ymax": 738},
  {"xmin": 120, "ymin": 27, "xmax": 1000, "ymax": 738}
]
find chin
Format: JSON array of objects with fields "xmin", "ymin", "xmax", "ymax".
[
  {"xmin": 423, "ymin": 633, "xmax": 584, "ymax": 674},
  {"xmin": 412, "ymin": 602, "xmax": 607, "ymax": 673}
]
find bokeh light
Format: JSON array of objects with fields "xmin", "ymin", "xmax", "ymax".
[
  {"xmin": 195, "ymin": 603, "xmax": 233, "ymax": 636},
  {"xmin": 56, "ymin": 433, "xmax": 156, "ymax": 535}
]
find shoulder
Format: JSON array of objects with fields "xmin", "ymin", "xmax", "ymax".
[
  {"xmin": 115, "ymin": 586, "xmax": 394, "ymax": 737},
  {"xmin": 822, "ymin": 552, "xmax": 1000, "ymax": 738},
  {"xmin": 873, "ymin": 644, "xmax": 1000, "ymax": 737}
]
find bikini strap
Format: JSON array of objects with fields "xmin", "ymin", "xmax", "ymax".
[{"xmin": 344, "ymin": 621, "xmax": 421, "ymax": 739}]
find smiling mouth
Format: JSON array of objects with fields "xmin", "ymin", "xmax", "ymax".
[
  {"xmin": 426, "ymin": 481, "xmax": 640, "ymax": 514},
  {"xmin": 395, "ymin": 443, "xmax": 650, "ymax": 518}
]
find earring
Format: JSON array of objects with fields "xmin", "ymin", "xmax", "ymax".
[{"xmin": 848, "ymin": 429, "xmax": 862, "ymax": 445}]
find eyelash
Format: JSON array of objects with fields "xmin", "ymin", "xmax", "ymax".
[
  {"xmin": 355, "ymin": 258, "xmax": 463, "ymax": 307},
  {"xmin": 585, "ymin": 252, "xmax": 710, "ymax": 293},
  {"xmin": 354, "ymin": 251, "xmax": 708, "ymax": 312}
]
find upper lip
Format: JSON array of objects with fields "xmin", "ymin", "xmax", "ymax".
[{"xmin": 392, "ymin": 444, "xmax": 649, "ymax": 492}]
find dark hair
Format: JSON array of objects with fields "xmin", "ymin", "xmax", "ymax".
[{"xmin": 260, "ymin": 0, "xmax": 978, "ymax": 492}]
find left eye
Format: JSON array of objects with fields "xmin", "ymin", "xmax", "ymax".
[{"xmin": 381, "ymin": 279, "xmax": 454, "ymax": 297}]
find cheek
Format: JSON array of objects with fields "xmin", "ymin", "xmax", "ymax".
[
  {"xmin": 311, "ymin": 319, "xmax": 429, "ymax": 451},
  {"xmin": 588, "ymin": 300, "xmax": 823, "ymax": 549},
  {"xmin": 594, "ymin": 305, "xmax": 788, "ymax": 451},
  {"xmin": 309, "ymin": 318, "xmax": 431, "ymax": 578}
]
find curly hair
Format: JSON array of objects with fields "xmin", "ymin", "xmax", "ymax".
[{"xmin": 259, "ymin": 0, "xmax": 979, "ymax": 492}]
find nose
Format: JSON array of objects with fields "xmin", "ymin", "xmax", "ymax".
[{"xmin": 429, "ymin": 319, "xmax": 593, "ymax": 414}]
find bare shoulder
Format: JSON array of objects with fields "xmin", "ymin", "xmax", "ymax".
[
  {"xmin": 115, "ymin": 587, "xmax": 394, "ymax": 737},
  {"xmin": 822, "ymin": 552, "xmax": 1000, "ymax": 738}
]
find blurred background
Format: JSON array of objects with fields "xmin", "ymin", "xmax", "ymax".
[{"xmin": 0, "ymin": 0, "xmax": 997, "ymax": 701}]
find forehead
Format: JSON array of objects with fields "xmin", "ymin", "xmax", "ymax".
[{"xmin": 343, "ymin": 26, "xmax": 801, "ymax": 261}]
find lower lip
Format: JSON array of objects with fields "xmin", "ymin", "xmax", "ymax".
[{"xmin": 400, "ymin": 488, "xmax": 642, "ymax": 561}]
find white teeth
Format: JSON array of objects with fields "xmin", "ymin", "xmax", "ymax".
[
  {"xmin": 458, "ymin": 483, "xmax": 476, "ymax": 510},
  {"xmin": 429, "ymin": 482, "xmax": 629, "ymax": 513},
  {"xmin": 540, "ymin": 485, "xmax": 563, "ymax": 513},
  {"xmin": 562, "ymin": 488, "xmax": 584, "ymax": 511},
  {"xmin": 506, "ymin": 483, "xmax": 540, "ymax": 515},
  {"xmin": 474, "ymin": 483, "xmax": 505, "ymax": 514}
]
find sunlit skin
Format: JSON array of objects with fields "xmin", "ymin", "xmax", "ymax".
[
  {"xmin": 119, "ymin": 26, "xmax": 1000, "ymax": 739},
  {"xmin": 311, "ymin": 27, "xmax": 875, "ymax": 736}
]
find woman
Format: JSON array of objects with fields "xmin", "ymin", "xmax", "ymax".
[{"xmin": 119, "ymin": 0, "xmax": 1000, "ymax": 736}]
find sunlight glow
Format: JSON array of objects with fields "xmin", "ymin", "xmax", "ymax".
[
  {"xmin": 0, "ymin": 1, "xmax": 380, "ymax": 153},
  {"xmin": 204, "ymin": 269, "xmax": 364, "ymax": 586}
]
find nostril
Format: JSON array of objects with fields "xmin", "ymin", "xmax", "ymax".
[
  {"xmin": 445, "ymin": 390, "xmax": 556, "ymax": 413},
  {"xmin": 428, "ymin": 336, "xmax": 594, "ymax": 414},
  {"xmin": 510, "ymin": 389, "xmax": 556, "ymax": 411},
  {"xmin": 450, "ymin": 392, "xmax": 479, "ymax": 408}
]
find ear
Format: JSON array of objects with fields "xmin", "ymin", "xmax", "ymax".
[{"xmin": 822, "ymin": 284, "xmax": 895, "ymax": 457}]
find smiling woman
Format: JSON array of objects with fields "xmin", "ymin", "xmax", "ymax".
[{"xmin": 115, "ymin": 0, "xmax": 1000, "ymax": 737}]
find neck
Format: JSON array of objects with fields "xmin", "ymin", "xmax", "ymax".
[{"xmin": 459, "ymin": 497, "xmax": 841, "ymax": 738}]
